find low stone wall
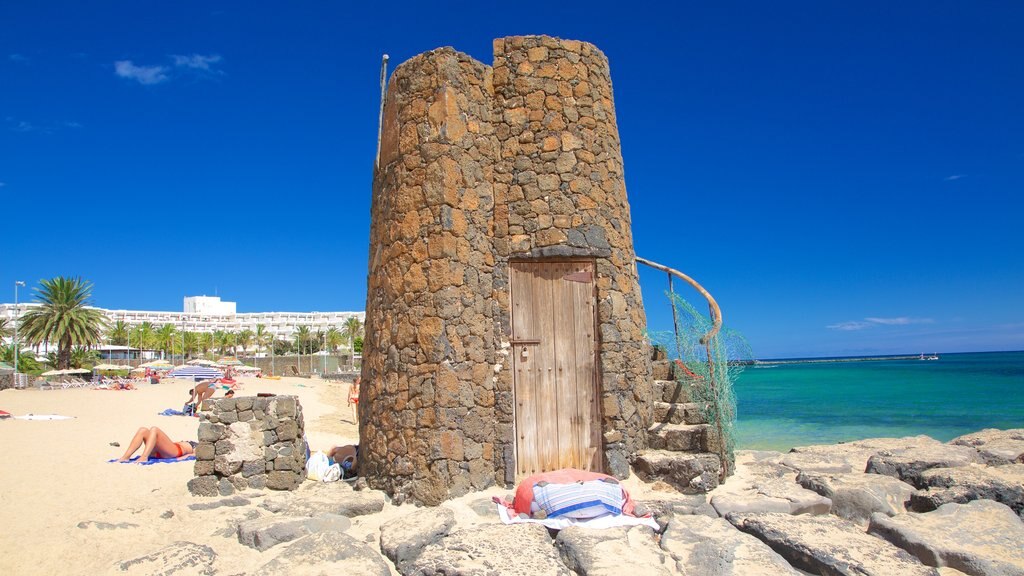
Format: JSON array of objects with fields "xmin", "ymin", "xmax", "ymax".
[{"xmin": 188, "ymin": 395, "xmax": 307, "ymax": 497}]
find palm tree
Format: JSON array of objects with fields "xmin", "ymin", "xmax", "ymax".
[
  {"xmin": 255, "ymin": 324, "xmax": 268, "ymax": 355},
  {"xmin": 342, "ymin": 317, "xmax": 363, "ymax": 368},
  {"xmin": 325, "ymin": 327, "xmax": 344, "ymax": 353},
  {"xmin": 212, "ymin": 330, "xmax": 229, "ymax": 356},
  {"xmin": 0, "ymin": 317, "xmax": 11, "ymax": 341},
  {"xmin": 70, "ymin": 345, "xmax": 99, "ymax": 369},
  {"xmin": 237, "ymin": 329, "xmax": 254, "ymax": 358},
  {"xmin": 198, "ymin": 332, "xmax": 213, "ymax": 358},
  {"xmin": 182, "ymin": 331, "xmax": 200, "ymax": 359},
  {"xmin": 1, "ymin": 344, "xmax": 39, "ymax": 373},
  {"xmin": 155, "ymin": 324, "xmax": 176, "ymax": 360},
  {"xmin": 132, "ymin": 322, "xmax": 156, "ymax": 352},
  {"xmin": 294, "ymin": 325, "xmax": 311, "ymax": 373},
  {"xmin": 107, "ymin": 320, "xmax": 129, "ymax": 346},
  {"xmin": 19, "ymin": 276, "xmax": 107, "ymax": 370}
]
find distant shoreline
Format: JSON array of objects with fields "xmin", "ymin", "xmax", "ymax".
[{"xmin": 752, "ymin": 355, "xmax": 924, "ymax": 366}]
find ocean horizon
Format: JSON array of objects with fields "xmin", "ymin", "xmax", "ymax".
[{"xmin": 733, "ymin": 350, "xmax": 1024, "ymax": 452}]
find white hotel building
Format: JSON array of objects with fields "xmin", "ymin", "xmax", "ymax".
[{"xmin": 1, "ymin": 296, "xmax": 364, "ymax": 343}]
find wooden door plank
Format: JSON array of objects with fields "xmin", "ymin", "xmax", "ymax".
[
  {"xmin": 554, "ymin": 262, "xmax": 581, "ymax": 470},
  {"xmin": 572, "ymin": 261, "xmax": 601, "ymax": 471},
  {"xmin": 535, "ymin": 263, "xmax": 560, "ymax": 473},
  {"xmin": 510, "ymin": 263, "xmax": 539, "ymax": 476}
]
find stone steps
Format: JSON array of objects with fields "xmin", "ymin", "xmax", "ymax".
[
  {"xmin": 632, "ymin": 449, "xmax": 722, "ymax": 494},
  {"xmin": 648, "ymin": 422, "xmax": 717, "ymax": 453},
  {"xmin": 652, "ymin": 401, "xmax": 707, "ymax": 425},
  {"xmin": 652, "ymin": 378, "xmax": 699, "ymax": 404}
]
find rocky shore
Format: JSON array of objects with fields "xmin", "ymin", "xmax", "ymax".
[{"xmin": 117, "ymin": 428, "xmax": 1024, "ymax": 575}]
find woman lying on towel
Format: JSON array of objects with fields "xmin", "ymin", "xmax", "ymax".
[{"xmin": 116, "ymin": 426, "xmax": 196, "ymax": 463}]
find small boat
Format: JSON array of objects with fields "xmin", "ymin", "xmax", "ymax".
[{"xmin": 919, "ymin": 353, "xmax": 939, "ymax": 361}]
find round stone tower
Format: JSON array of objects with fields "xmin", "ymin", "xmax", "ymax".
[{"xmin": 362, "ymin": 36, "xmax": 651, "ymax": 505}]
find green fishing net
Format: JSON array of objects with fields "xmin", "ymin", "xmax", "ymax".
[{"xmin": 649, "ymin": 292, "xmax": 753, "ymax": 478}]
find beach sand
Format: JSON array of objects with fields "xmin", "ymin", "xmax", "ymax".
[{"xmin": 0, "ymin": 376, "xmax": 372, "ymax": 574}]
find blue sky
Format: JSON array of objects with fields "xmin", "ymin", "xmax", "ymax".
[{"xmin": 1, "ymin": 1, "xmax": 1022, "ymax": 359}]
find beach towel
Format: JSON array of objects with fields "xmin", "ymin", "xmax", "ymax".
[
  {"xmin": 14, "ymin": 414, "xmax": 75, "ymax": 420},
  {"xmin": 0, "ymin": 410, "xmax": 11, "ymax": 419},
  {"xmin": 109, "ymin": 455, "xmax": 196, "ymax": 465},
  {"xmin": 158, "ymin": 408, "xmax": 190, "ymax": 417},
  {"xmin": 508, "ymin": 469, "xmax": 639, "ymax": 517},
  {"xmin": 494, "ymin": 501, "xmax": 659, "ymax": 530}
]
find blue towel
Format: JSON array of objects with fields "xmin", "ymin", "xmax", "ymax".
[
  {"xmin": 158, "ymin": 408, "xmax": 186, "ymax": 416},
  {"xmin": 109, "ymin": 455, "xmax": 196, "ymax": 465}
]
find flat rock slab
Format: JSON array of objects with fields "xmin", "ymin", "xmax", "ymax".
[
  {"xmin": 116, "ymin": 541, "xmax": 216, "ymax": 576},
  {"xmin": 556, "ymin": 525, "xmax": 671, "ymax": 575},
  {"xmin": 261, "ymin": 484, "xmax": 385, "ymax": 518},
  {"xmin": 403, "ymin": 523, "xmax": 571, "ymax": 576},
  {"xmin": 728, "ymin": 512, "xmax": 938, "ymax": 575},
  {"xmin": 660, "ymin": 514, "xmax": 801, "ymax": 575},
  {"xmin": 238, "ymin": 513, "xmax": 352, "ymax": 551},
  {"xmin": 911, "ymin": 464, "xmax": 1024, "ymax": 514},
  {"xmin": 798, "ymin": 471, "xmax": 917, "ymax": 525},
  {"xmin": 869, "ymin": 499, "xmax": 1024, "ymax": 576},
  {"xmin": 866, "ymin": 444, "xmax": 981, "ymax": 488},
  {"xmin": 632, "ymin": 449, "xmax": 721, "ymax": 494},
  {"xmin": 252, "ymin": 530, "xmax": 391, "ymax": 576},
  {"xmin": 950, "ymin": 428, "xmax": 1024, "ymax": 465},
  {"xmin": 379, "ymin": 505, "xmax": 456, "ymax": 569},
  {"xmin": 188, "ymin": 495, "xmax": 251, "ymax": 511},
  {"xmin": 712, "ymin": 476, "xmax": 832, "ymax": 517},
  {"xmin": 784, "ymin": 436, "xmax": 943, "ymax": 474}
]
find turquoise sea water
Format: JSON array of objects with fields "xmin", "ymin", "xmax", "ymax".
[{"xmin": 733, "ymin": 351, "xmax": 1024, "ymax": 451}]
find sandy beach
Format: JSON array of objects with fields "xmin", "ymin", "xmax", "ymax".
[{"xmin": 0, "ymin": 376, "xmax": 370, "ymax": 574}]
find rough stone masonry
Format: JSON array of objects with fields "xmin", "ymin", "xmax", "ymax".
[
  {"xmin": 362, "ymin": 35, "xmax": 652, "ymax": 505},
  {"xmin": 188, "ymin": 395, "xmax": 307, "ymax": 497}
]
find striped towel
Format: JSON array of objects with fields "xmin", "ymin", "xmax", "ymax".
[{"xmin": 531, "ymin": 480, "xmax": 626, "ymax": 519}]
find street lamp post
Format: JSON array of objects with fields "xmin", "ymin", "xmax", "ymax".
[{"xmin": 13, "ymin": 281, "xmax": 25, "ymax": 373}]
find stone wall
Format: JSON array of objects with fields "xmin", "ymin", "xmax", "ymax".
[
  {"xmin": 188, "ymin": 395, "xmax": 307, "ymax": 496},
  {"xmin": 362, "ymin": 35, "xmax": 651, "ymax": 505}
]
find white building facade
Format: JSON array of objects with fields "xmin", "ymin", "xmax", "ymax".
[{"xmin": 0, "ymin": 296, "xmax": 364, "ymax": 342}]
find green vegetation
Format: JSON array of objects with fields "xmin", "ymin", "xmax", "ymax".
[{"xmin": 18, "ymin": 276, "xmax": 107, "ymax": 370}]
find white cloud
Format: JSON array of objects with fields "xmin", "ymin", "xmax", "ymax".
[
  {"xmin": 171, "ymin": 54, "xmax": 222, "ymax": 71},
  {"xmin": 827, "ymin": 321, "xmax": 873, "ymax": 331},
  {"xmin": 114, "ymin": 60, "xmax": 169, "ymax": 85},
  {"xmin": 944, "ymin": 175, "xmax": 966, "ymax": 181},
  {"xmin": 828, "ymin": 317, "xmax": 934, "ymax": 331}
]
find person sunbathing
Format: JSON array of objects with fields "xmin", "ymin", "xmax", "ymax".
[{"xmin": 116, "ymin": 426, "xmax": 196, "ymax": 463}]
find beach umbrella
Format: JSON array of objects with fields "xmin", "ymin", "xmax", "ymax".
[
  {"xmin": 167, "ymin": 365, "xmax": 223, "ymax": 382},
  {"xmin": 217, "ymin": 356, "xmax": 243, "ymax": 366},
  {"xmin": 92, "ymin": 363, "xmax": 128, "ymax": 371},
  {"xmin": 187, "ymin": 359, "xmax": 220, "ymax": 366},
  {"xmin": 234, "ymin": 365, "xmax": 260, "ymax": 372},
  {"xmin": 140, "ymin": 360, "xmax": 173, "ymax": 369},
  {"xmin": 66, "ymin": 368, "xmax": 91, "ymax": 374},
  {"xmin": 0, "ymin": 361, "xmax": 14, "ymax": 372},
  {"xmin": 41, "ymin": 369, "xmax": 64, "ymax": 377}
]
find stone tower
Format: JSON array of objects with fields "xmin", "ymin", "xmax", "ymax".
[{"xmin": 361, "ymin": 35, "xmax": 651, "ymax": 505}]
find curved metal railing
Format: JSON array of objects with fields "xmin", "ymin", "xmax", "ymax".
[{"xmin": 635, "ymin": 256, "xmax": 722, "ymax": 345}]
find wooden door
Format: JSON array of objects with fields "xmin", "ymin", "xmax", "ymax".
[{"xmin": 510, "ymin": 260, "xmax": 601, "ymax": 477}]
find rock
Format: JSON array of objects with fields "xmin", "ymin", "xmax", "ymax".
[
  {"xmin": 252, "ymin": 531, "xmax": 391, "ymax": 576},
  {"xmin": 186, "ymin": 476, "xmax": 219, "ymax": 497},
  {"xmin": 404, "ymin": 523, "xmax": 571, "ymax": 576},
  {"xmin": 949, "ymin": 429, "xmax": 1024, "ymax": 465},
  {"xmin": 116, "ymin": 541, "xmax": 216, "ymax": 575},
  {"xmin": 869, "ymin": 500, "xmax": 1024, "ymax": 576},
  {"xmin": 379, "ymin": 506, "xmax": 456, "ymax": 569},
  {"xmin": 728, "ymin": 512, "xmax": 938, "ymax": 575},
  {"xmin": 784, "ymin": 436, "xmax": 943, "ymax": 474},
  {"xmin": 261, "ymin": 483, "xmax": 386, "ymax": 518},
  {"xmin": 797, "ymin": 471, "xmax": 916, "ymax": 525},
  {"xmin": 711, "ymin": 470, "xmax": 832, "ymax": 517},
  {"xmin": 555, "ymin": 525, "xmax": 671, "ymax": 575},
  {"xmin": 238, "ymin": 513, "xmax": 352, "ymax": 551},
  {"xmin": 866, "ymin": 443, "xmax": 981, "ymax": 488},
  {"xmin": 77, "ymin": 520, "xmax": 139, "ymax": 530},
  {"xmin": 660, "ymin": 514, "xmax": 801, "ymax": 575},
  {"xmin": 187, "ymin": 495, "xmax": 251, "ymax": 511},
  {"xmin": 910, "ymin": 464, "xmax": 1024, "ymax": 514},
  {"xmin": 632, "ymin": 450, "xmax": 721, "ymax": 494}
]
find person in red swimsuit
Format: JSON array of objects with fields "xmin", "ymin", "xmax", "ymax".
[{"xmin": 116, "ymin": 426, "xmax": 195, "ymax": 463}]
